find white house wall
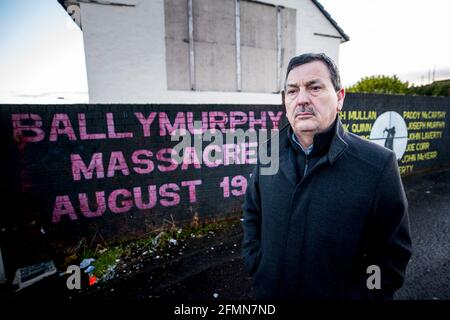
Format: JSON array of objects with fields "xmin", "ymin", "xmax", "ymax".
[
  {"xmin": 80, "ymin": 0, "xmax": 167, "ymax": 103},
  {"xmin": 257, "ymin": 0, "xmax": 343, "ymax": 63},
  {"xmin": 79, "ymin": 0, "xmax": 345, "ymax": 104}
]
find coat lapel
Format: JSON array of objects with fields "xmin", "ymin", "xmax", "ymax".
[{"xmin": 278, "ymin": 139, "xmax": 298, "ymax": 187}]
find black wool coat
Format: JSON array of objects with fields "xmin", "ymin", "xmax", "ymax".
[{"xmin": 242, "ymin": 118, "xmax": 412, "ymax": 300}]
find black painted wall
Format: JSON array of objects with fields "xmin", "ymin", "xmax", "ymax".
[{"xmin": 0, "ymin": 93, "xmax": 449, "ymax": 270}]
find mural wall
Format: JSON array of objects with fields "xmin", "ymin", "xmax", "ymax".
[{"xmin": 0, "ymin": 94, "xmax": 449, "ymax": 269}]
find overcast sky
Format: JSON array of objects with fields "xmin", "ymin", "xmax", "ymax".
[
  {"xmin": 320, "ymin": 0, "xmax": 450, "ymax": 86},
  {"xmin": 0, "ymin": 0, "xmax": 88, "ymax": 100},
  {"xmin": 0, "ymin": 0, "xmax": 449, "ymax": 102}
]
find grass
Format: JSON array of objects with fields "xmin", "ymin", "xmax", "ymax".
[
  {"xmin": 72, "ymin": 217, "xmax": 240, "ymax": 279},
  {"xmin": 90, "ymin": 247, "xmax": 123, "ymax": 278}
]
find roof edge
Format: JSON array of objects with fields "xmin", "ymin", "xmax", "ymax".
[{"xmin": 311, "ymin": 0, "xmax": 350, "ymax": 42}]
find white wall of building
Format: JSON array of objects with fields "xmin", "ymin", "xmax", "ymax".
[
  {"xmin": 269, "ymin": 0, "xmax": 343, "ymax": 63},
  {"xmin": 80, "ymin": 0, "xmax": 167, "ymax": 103},
  {"xmin": 79, "ymin": 0, "xmax": 345, "ymax": 104}
]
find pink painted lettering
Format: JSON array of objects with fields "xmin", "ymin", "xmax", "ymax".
[
  {"xmin": 249, "ymin": 111, "xmax": 267, "ymax": 130},
  {"xmin": 52, "ymin": 195, "xmax": 77, "ymax": 223},
  {"xmin": 107, "ymin": 151, "xmax": 130, "ymax": 177},
  {"xmin": 268, "ymin": 111, "xmax": 283, "ymax": 129},
  {"xmin": 134, "ymin": 112, "xmax": 157, "ymax": 137},
  {"xmin": 49, "ymin": 113, "xmax": 77, "ymax": 141},
  {"xmin": 229, "ymin": 111, "xmax": 248, "ymax": 131},
  {"xmin": 159, "ymin": 112, "xmax": 186, "ymax": 136},
  {"xmin": 70, "ymin": 153, "xmax": 104, "ymax": 181},
  {"xmin": 107, "ymin": 113, "xmax": 133, "ymax": 139},
  {"xmin": 79, "ymin": 192, "xmax": 106, "ymax": 218},
  {"xmin": 133, "ymin": 185, "xmax": 157, "ymax": 209},
  {"xmin": 203, "ymin": 145, "xmax": 223, "ymax": 167},
  {"xmin": 156, "ymin": 148, "xmax": 178, "ymax": 172},
  {"xmin": 187, "ymin": 111, "xmax": 209, "ymax": 134},
  {"xmin": 108, "ymin": 189, "xmax": 133, "ymax": 213},
  {"xmin": 159, "ymin": 183, "xmax": 180, "ymax": 207},
  {"xmin": 231, "ymin": 175, "xmax": 248, "ymax": 196},
  {"xmin": 244, "ymin": 142, "xmax": 258, "ymax": 164},
  {"xmin": 131, "ymin": 149, "xmax": 154, "ymax": 174},
  {"xmin": 181, "ymin": 180, "xmax": 202, "ymax": 203},
  {"xmin": 78, "ymin": 113, "xmax": 107, "ymax": 140},
  {"xmin": 12, "ymin": 113, "xmax": 45, "ymax": 143},
  {"xmin": 181, "ymin": 147, "xmax": 201, "ymax": 170},
  {"xmin": 209, "ymin": 111, "xmax": 228, "ymax": 133},
  {"xmin": 223, "ymin": 144, "xmax": 241, "ymax": 165}
]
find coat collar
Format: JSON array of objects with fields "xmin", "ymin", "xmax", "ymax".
[
  {"xmin": 277, "ymin": 115, "xmax": 348, "ymax": 186},
  {"xmin": 327, "ymin": 115, "xmax": 349, "ymax": 164},
  {"xmin": 287, "ymin": 116, "xmax": 338, "ymax": 158}
]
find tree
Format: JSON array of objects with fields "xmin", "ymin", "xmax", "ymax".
[
  {"xmin": 409, "ymin": 80, "xmax": 450, "ymax": 97},
  {"xmin": 346, "ymin": 75, "xmax": 410, "ymax": 94},
  {"xmin": 347, "ymin": 75, "xmax": 450, "ymax": 96}
]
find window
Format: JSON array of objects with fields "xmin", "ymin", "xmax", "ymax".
[{"xmin": 164, "ymin": 0, "xmax": 296, "ymax": 93}]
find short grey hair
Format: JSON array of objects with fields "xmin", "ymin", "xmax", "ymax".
[{"xmin": 285, "ymin": 53, "xmax": 342, "ymax": 91}]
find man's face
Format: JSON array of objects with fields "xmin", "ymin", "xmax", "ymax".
[{"xmin": 283, "ymin": 61, "xmax": 345, "ymax": 136}]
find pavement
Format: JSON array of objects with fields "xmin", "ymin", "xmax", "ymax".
[
  {"xmin": 1, "ymin": 168, "xmax": 449, "ymax": 301},
  {"xmin": 395, "ymin": 168, "xmax": 450, "ymax": 299}
]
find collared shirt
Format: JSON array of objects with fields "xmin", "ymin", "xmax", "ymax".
[
  {"xmin": 288, "ymin": 117, "xmax": 337, "ymax": 181},
  {"xmin": 291, "ymin": 132, "xmax": 313, "ymax": 155},
  {"xmin": 291, "ymin": 132, "xmax": 313, "ymax": 178}
]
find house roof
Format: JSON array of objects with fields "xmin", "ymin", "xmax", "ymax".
[
  {"xmin": 311, "ymin": 0, "xmax": 349, "ymax": 42},
  {"xmin": 58, "ymin": 0, "xmax": 349, "ymax": 42}
]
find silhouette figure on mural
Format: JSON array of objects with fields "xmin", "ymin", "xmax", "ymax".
[{"xmin": 384, "ymin": 126, "xmax": 396, "ymax": 151}]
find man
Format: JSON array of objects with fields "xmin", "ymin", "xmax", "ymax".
[{"xmin": 242, "ymin": 53, "xmax": 412, "ymax": 300}]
